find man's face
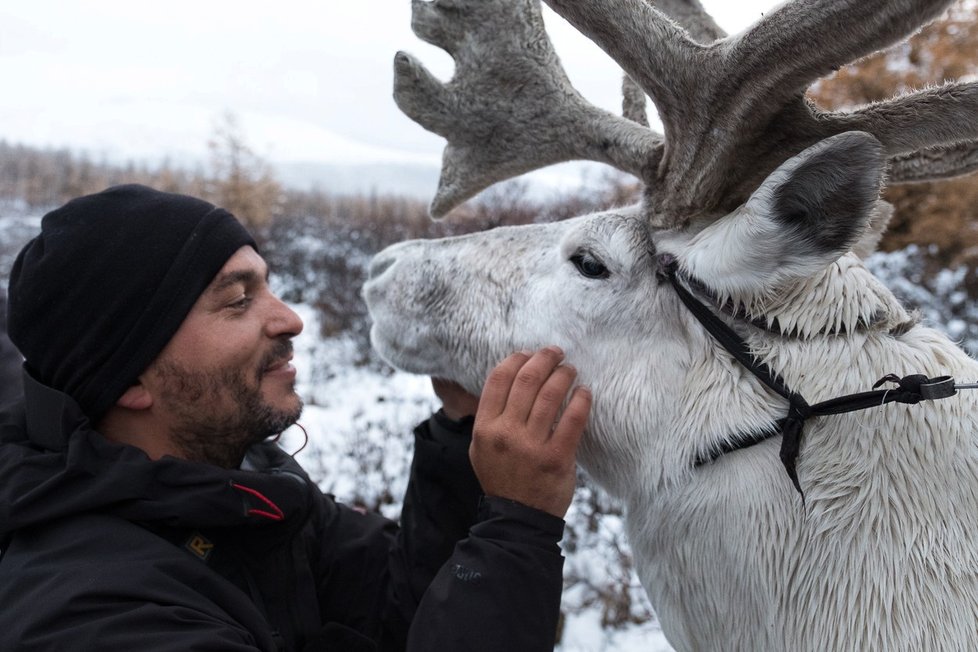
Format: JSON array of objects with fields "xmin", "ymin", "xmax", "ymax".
[{"xmin": 142, "ymin": 246, "xmax": 305, "ymax": 468}]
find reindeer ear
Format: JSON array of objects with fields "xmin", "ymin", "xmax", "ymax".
[
  {"xmin": 758, "ymin": 130, "xmax": 885, "ymax": 258},
  {"xmin": 673, "ymin": 131, "xmax": 885, "ymax": 297},
  {"xmin": 850, "ymin": 199, "xmax": 894, "ymax": 259}
]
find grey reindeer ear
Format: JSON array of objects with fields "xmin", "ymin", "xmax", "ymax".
[
  {"xmin": 668, "ymin": 132, "xmax": 886, "ymax": 298},
  {"xmin": 763, "ymin": 131, "xmax": 885, "ymax": 259},
  {"xmin": 851, "ymin": 199, "xmax": 894, "ymax": 259}
]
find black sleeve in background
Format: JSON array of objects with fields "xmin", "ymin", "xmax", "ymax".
[
  {"xmin": 406, "ymin": 496, "xmax": 566, "ymax": 652},
  {"xmin": 381, "ymin": 412, "xmax": 566, "ymax": 652},
  {"xmin": 309, "ymin": 411, "xmax": 480, "ymax": 651},
  {"xmin": 387, "ymin": 411, "xmax": 483, "ymax": 615}
]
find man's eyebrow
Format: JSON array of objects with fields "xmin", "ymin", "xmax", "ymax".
[{"xmin": 208, "ymin": 268, "xmax": 268, "ymax": 295}]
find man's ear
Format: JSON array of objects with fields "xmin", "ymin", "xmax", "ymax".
[
  {"xmin": 116, "ymin": 382, "xmax": 153, "ymax": 411},
  {"xmin": 668, "ymin": 131, "xmax": 885, "ymax": 298}
]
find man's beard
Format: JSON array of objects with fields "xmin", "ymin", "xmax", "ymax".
[{"xmin": 153, "ymin": 339, "xmax": 303, "ymax": 468}]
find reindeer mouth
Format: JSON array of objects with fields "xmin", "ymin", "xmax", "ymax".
[{"xmin": 367, "ymin": 315, "xmax": 439, "ymax": 376}]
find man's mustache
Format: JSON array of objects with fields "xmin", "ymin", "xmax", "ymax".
[{"xmin": 258, "ymin": 338, "xmax": 294, "ymax": 378}]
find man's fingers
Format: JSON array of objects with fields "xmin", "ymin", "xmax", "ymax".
[
  {"xmin": 502, "ymin": 346, "xmax": 565, "ymax": 420},
  {"xmin": 551, "ymin": 386, "xmax": 591, "ymax": 452},
  {"xmin": 469, "ymin": 350, "xmax": 591, "ymax": 519},
  {"xmin": 526, "ymin": 363, "xmax": 577, "ymax": 436},
  {"xmin": 477, "ymin": 352, "xmax": 531, "ymax": 420}
]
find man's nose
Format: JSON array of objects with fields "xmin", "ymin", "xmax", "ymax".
[{"xmin": 266, "ymin": 294, "xmax": 304, "ymax": 338}]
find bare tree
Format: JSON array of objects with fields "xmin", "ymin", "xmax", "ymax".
[{"xmin": 205, "ymin": 112, "xmax": 283, "ymax": 230}]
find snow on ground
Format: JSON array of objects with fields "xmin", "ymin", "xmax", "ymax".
[{"xmin": 560, "ymin": 610, "xmax": 672, "ymax": 652}]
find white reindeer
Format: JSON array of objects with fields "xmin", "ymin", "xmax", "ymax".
[{"xmin": 364, "ymin": 0, "xmax": 978, "ymax": 649}]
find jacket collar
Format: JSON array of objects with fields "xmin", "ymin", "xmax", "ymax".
[{"xmin": 22, "ymin": 367, "xmax": 92, "ymax": 451}]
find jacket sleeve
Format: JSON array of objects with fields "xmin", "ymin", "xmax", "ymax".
[
  {"xmin": 308, "ymin": 411, "xmax": 482, "ymax": 648},
  {"xmin": 406, "ymin": 496, "xmax": 565, "ymax": 651},
  {"xmin": 391, "ymin": 411, "xmax": 484, "ymax": 602},
  {"xmin": 312, "ymin": 412, "xmax": 565, "ymax": 651}
]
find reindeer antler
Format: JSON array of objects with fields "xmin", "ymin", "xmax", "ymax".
[
  {"xmin": 545, "ymin": 0, "xmax": 973, "ymax": 225},
  {"xmin": 395, "ymin": 0, "xmax": 663, "ymax": 218},
  {"xmin": 398, "ymin": 0, "xmax": 978, "ymax": 225},
  {"xmin": 889, "ymin": 141, "xmax": 978, "ymax": 183},
  {"xmin": 646, "ymin": 0, "xmax": 725, "ymax": 43}
]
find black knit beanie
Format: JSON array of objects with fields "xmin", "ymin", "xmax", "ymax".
[{"xmin": 7, "ymin": 184, "xmax": 257, "ymax": 421}]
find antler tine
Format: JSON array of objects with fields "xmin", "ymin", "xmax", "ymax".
[
  {"xmin": 544, "ymin": 0, "xmax": 706, "ymax": 132},
  {"xmin": 622, "ymin": 76, "xmax": 650, "ymax": 127},
  {"xmin": 829, "ymin": 82, "xmax": 978, "ymax": 157},
  {"xmin": 395, "ymin": 0, "xmax": 663, "ymax": 219},
  {"xmin": 726, "ymin": 1, "xmax": 955, "ymax": 109},
  {"xmin": 619, "ymin": 1, "xmax": 725, "ymax": 132},
  {"xmin": 888, "ymin": 141, "xmax": 978, "ymax": 184},
  {"xmin": 545, "ymin": 0, "xmax": 965, "ymax": 227},
  {"xmin": 649, "ymin": 0, "xmax": 726, "ymax": 44}
]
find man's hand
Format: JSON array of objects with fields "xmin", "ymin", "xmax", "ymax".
[{"xmin": 470, "ymin": 346, "xmax": 591, "ymax": 518}]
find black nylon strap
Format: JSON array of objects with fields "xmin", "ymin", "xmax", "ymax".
[{"xmin": 666, "ymin": 264, "xmax": 950, "ymax": 498}]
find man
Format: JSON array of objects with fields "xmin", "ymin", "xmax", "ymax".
[{"xmin": 0, "ymin": 185, "xmax": 591, "ymax": 651}]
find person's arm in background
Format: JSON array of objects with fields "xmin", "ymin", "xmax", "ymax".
[{"xmin": 398, "ymin": 346, "xmax": 590, "ymax": 651}]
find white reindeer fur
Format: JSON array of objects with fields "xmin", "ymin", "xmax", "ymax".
[{"xmin": 364, "ymin": 140, "xmax": 978, "ymax": 650}]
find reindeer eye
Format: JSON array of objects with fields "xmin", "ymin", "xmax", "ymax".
[{"xmin": 570, "ymin": 251, "xmax": 610, "ymax": 279}]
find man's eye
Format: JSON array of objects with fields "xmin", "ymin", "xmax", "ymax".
[{"xmin": 228, "ymin": 296, "xmax": 252, "ymax": 310}]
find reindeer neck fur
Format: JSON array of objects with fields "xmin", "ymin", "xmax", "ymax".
[
  {"xmin": 691, "ymin": 254, "xmax": 916, "ymax": 339},
  {"xmin": 614, "ymin": 254, "xmax": 978, "ymax": 651},
  {"xmin": 579, "ymin": 252, "xmax": 912, "ymax": 494}
]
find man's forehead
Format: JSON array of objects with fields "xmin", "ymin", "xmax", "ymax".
[{"xmin": 207, "ymin": 246, "xmax": 267, "ymax": 292}]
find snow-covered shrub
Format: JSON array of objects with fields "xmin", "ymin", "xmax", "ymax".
[{"xmin": 866, "ymin": 244, "xmax": 978, "ymax": 355}]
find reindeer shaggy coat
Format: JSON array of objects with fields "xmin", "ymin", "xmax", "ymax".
[
  {"xmin": 376, "ymin": 0, "xmax": 978, "ymax": 648},
  {"xmin": 365, "ymin": 137, "xmax": 978, "ymax": 651}
]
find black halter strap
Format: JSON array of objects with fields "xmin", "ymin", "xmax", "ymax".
[{"xmin": 662, "ymin": 259, "xmax": 959, "ymax": 498}]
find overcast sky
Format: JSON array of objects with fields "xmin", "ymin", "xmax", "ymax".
[{"xmin": 0, "ymin": 1, "xmax": 780, "ymax": 168}]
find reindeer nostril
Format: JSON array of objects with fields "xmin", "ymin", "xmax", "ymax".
[{"xmin": 368, "ymin": 255, "xmax": 395, "ymax": 279}]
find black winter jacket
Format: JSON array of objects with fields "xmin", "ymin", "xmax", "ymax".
[
  {"xmin": 0, "ymin": 371, "xmax": 566, "ymax": 651},
  {"xmin": 0, "ymin": 289, "xmax": 22, "ymax": 405}
]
